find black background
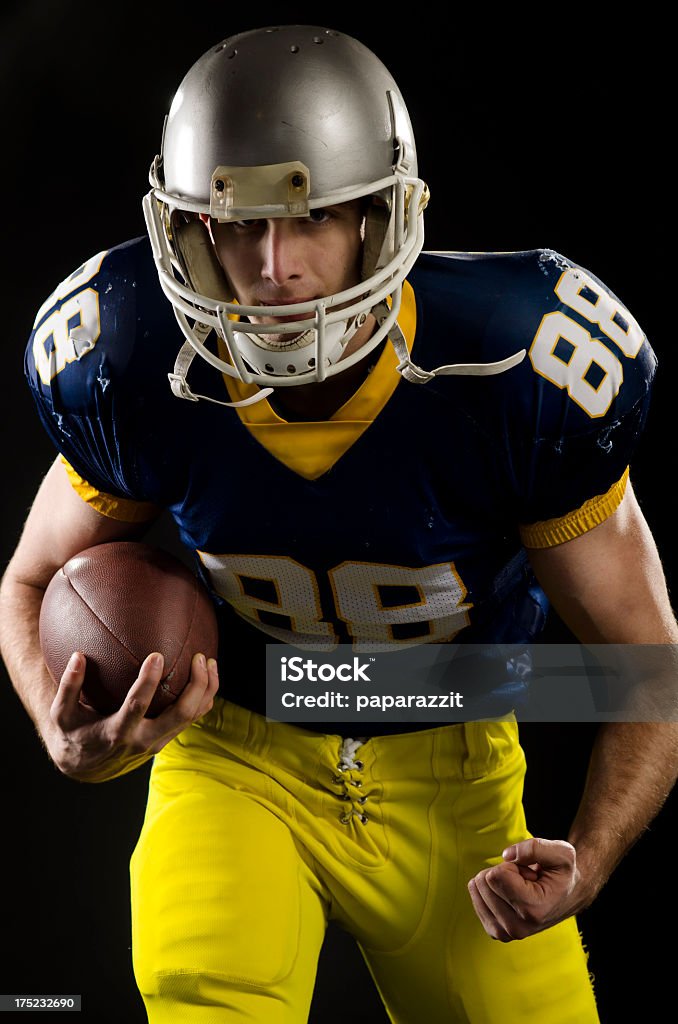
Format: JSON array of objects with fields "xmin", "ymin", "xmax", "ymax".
[{"xmin": 1, "ymin": 4, "xmax": 674, "ymax": 1021}]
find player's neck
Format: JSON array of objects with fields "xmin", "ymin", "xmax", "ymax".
[{"xmin": 267, "ymin": 340, "xmax": 384, "ymax": 422}]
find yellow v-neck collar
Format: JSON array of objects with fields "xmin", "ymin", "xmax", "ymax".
[{"xmin": 220, "ymin": 280, "xmax": 416, "ymax": 480}]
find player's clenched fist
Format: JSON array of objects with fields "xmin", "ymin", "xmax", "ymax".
[{"xmin": 467, "ymin": 837, "xmax": 583, "ymax": 942}]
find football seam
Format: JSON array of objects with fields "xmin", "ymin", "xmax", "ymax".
[
  {"xmin": 162, "ymin": 582, "xmax": 201, "ymax": 692},
  {"xmin": 61, "ymin": 572, "xmax": 146, "ymax": 669}
]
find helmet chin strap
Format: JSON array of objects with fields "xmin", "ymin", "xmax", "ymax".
[{"xmin": 233, "ymin": 314, "xmax": 366, "ymax": 377}]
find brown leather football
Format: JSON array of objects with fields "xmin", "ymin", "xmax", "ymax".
[{"xmin": 39, "ymin": 541, "xmax": 218, "ymax": 717}]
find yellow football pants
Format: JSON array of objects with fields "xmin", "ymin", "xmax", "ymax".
[{"xmin": 130, "ymin": 699, "xmax": 599, "ymax": 1023}]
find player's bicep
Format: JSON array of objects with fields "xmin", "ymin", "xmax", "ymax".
[
  {"xmin": 526, "ymin": 483, "xmax": 677, "ymax": 644},
  {"xmin": 7, "ymin": 457, "xmax": 158, "ymax": 590}
]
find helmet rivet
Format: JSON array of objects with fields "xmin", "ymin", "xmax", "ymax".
[
  {"xmin": 214, "ymin": 180, "xmax": 225, "ymax": 192},
  {"xmin": 289, "ymin": 45, "xmax": 300, "ymax": 53},
  {"xmin": 291, "ymin": 173, "xmax": 305, "ymax": 190}
]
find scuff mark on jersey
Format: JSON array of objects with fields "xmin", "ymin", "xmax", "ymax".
[
  {"xmin": 53, "ymin": 412, "xmax": 71, "ymax": 436},
  {"xmin": 69, "ymin": 327, "xmax": 95, "ymax": 361},
  {"xmin": 596, "ymin": 424, "xmax": 618, "ymax": 453},
  {"xmin": 538, "ymin": 249, "xmax": 572, "ymax": 276}
]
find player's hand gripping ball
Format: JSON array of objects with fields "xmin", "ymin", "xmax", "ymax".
[{"xmin": 39, "ymin": 541, "xmax": 219, "ymax": 717}]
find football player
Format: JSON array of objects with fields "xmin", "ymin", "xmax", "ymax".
[{"xmin": 2, "ymin": 24, "xmax": 677, "ymax": 1024}]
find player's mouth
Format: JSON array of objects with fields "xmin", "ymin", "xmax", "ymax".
[{"xmin": 256, "ymin": 298, "xmax": 316, "ymax": 323}]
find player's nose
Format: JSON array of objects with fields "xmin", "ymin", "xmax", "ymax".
[{"xmin": 260, "ymin": 220, "xmax": 303, "ymax": 285}]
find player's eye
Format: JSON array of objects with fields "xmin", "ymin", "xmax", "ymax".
[{"xmin": 307, "ymin": 208, "xmax": 330, "ymax": 224}]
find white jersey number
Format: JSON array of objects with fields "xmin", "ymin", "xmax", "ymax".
[
  {"xmin": 198, "ymin": 552, "xmax": 473, "ymax": 652},
  {"xmin": 32, "ymin": 251, "xmax": 106, "ymax": 385},
  {"xmin": 529, "ymin": 267, "xmax": 645, "ymax": 418}
]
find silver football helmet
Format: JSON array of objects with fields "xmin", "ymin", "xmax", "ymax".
[{"xmin": 143, "ymin": 24, "xmax": 430, "ymax": 404}]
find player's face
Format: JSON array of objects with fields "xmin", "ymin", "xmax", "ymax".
[{"xmin": 209, "ymin": 200, "xmax": 364, "ymax": 343}]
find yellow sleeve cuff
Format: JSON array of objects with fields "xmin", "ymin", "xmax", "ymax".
[
  {"xmin": 519, "ymin": 467, "xmax": 629, "ymax": 549},
  {"xmin": 60, "ymin": 456, "xmax": 159, "ymax": 523}
]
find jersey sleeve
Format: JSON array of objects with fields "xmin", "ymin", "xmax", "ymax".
[
  {"xmin": 24, "ymin": 241, "xmax": 161, "ymax": 522},
  {"xmin": 497, "ymin": 251, "xmax": 656, "ymax": 547}
]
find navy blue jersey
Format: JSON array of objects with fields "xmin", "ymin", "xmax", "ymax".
[{"xmin": 25, "ymin": 238, "xmax": 656, "ymax": 726}]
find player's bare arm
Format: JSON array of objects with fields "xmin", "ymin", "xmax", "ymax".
[
  {"xmin": 0, "ymin": 456, "xmax": 219, "ymax": 782},
  {"xmin": 468, "ymin": 482, "xmax": 678, "ymax": 940}
]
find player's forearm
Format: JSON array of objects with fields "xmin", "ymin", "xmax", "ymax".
[
  {"xmin": 0, "ymin": 570, "xmax": 57, "ymax": 739},
  {"xmin": 567, "ymin": 720, "xmax": 678, "ymax": 904}
]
